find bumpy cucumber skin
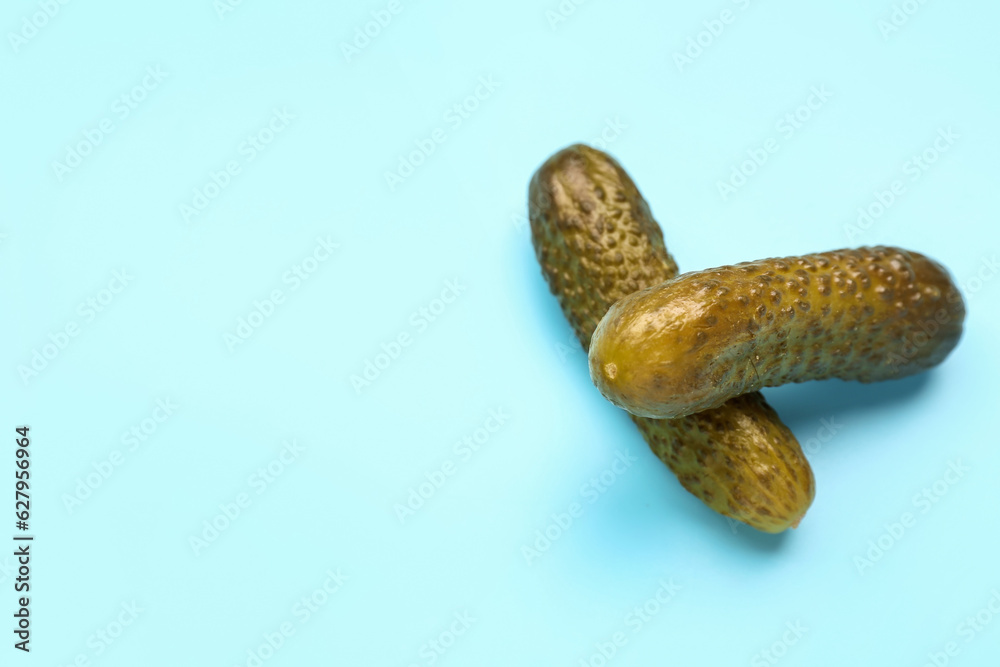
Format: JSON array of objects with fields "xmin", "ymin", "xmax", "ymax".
[
  {"xmin": 590, "ymin": 247, "xmax": 966, "ymax": 419},
  {"xmin": 529, "ymin": 144, "xmax": 814, "ymax": 533}
]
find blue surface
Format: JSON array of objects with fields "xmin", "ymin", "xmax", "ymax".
[{"xmin": 5, "ymin": 1, "xmax": 1000, "ymax": 665}]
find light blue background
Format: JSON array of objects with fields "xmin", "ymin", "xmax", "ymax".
[{"xmin": 4, "ymin": 0, "xmax": 1000, "ymax": 665}]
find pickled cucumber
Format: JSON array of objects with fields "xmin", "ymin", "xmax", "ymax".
[
  {"xmin": 590, "ymin": 247, "xmax": 965, "ymax": 419},
  {"xmin": 530, "ymin": 144, "xmax": 814, "ymax": 533}
]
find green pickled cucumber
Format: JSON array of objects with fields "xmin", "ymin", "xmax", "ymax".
[
  {"xmin": 529, "ymin": 144, "xmax": 814, "ymax": 533},
  {"xmin": 590, "ymin": 247, "xmax": 965, "ymax": 419}
]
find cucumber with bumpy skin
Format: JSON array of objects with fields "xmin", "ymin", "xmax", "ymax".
[
  {"xmin": 589, "ymin": 247, "xmax": 965, "ymax": 419},
  {"xmin": 530, "ymin": 144, "xmax": 814, "ymax": 533}
]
